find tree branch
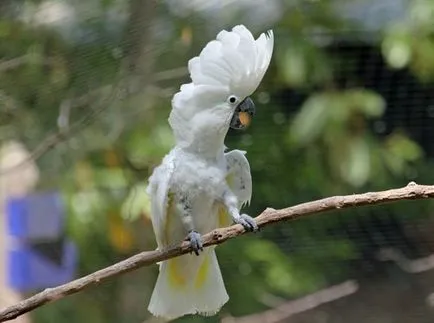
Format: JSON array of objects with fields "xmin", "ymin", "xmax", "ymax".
[
  {"xmin": 221, "ymin": 280, "xmax": 359, "ymax": 323},
  {"xmin": 0, "ymin": 182, "xmax": 433, "ymax": 322}
]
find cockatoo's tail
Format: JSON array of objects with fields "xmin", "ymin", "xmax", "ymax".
[{"xmin": 147, "ymin": 25, "xmax": 274, "ymax": 320}]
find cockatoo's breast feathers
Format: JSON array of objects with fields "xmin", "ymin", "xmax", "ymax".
[{"xmin": 188, "ymin": 25, "xmax": 274, "ymax": 98}]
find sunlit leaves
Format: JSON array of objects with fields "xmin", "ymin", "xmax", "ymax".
[
  {"xmin": 278, "ymin": 40, "xmax": 332, "ymax": 88},
  {"xmin": 124, "ymin": 125, "xmax": 174, "ymax": 165},
  {"xmin": 290, "ymin": 89, "xmax": 385, "ymax": 146},
  {"xmin": 290, "ymin": 92, "xmax": 330, "ymax": 144},
  {"xmin": 339, "ymin": 136, "xmax": 370, "ymax": 187},
  {"xmin": 345, "ymin": 89, "xmax": 386, "ymax": 117},
  {"xmin": 382, "ymin": 27, "xmax": 412, "ymax": 69},
  {"xmin": 410, "ymin": 0, "xmax": 434, "ymax": 29},
  {"xmin": 121, "ymin": 183, "xmax": 151, "ymax": 221},
  {"xmin": 288, "ymin": 87, "xmax": 421, "ymax": 187},
  {"xmin": 243, "ymin": 236, "xmax": 356, "ymax": 297},
  {"xmin": 382, "ymin": 132, "xmax": 424, "ymax": 175},
  {"xmin": 386, "ymin": 132, "xmax": 423, "ymax": 162},
  {"xmin": 382, "ymin": 0, "xmax": 434, "ymax": 81},
  {"xmin": 246, "ymin": 239, "xmax": 320, "ymax": 295}
]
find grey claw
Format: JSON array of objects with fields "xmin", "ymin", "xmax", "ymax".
[
  {"xmin": 187, "ymin": 231, "xmax": 203, "ymax": 256},
  {"xmin": 234, "ymin": 214, "xmax": 258, "ymax": 232}
]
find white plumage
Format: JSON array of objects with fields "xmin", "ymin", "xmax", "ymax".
[
  {"xmin": 169, "ymin": 25, "xmax": 273, "ymax": 147},
  {"xmin": 147, "ymin": 25, "xmax": 273, "ymax": 320}
]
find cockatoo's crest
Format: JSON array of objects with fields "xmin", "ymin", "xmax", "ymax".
[
  {"xmin": 169, "ymin": 25, "xmax": 274, "ymax": 144},
  {"xmin": 187, "ymin": 25, "xmax": 273, "ymax": 97}
]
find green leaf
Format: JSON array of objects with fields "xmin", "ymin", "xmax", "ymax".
[
  {"xmin": 290, "ymin": 93, "xmax": 329, "ymax": 145},
  {"xmin": 346, "ymin": 89, "xmax": 386, "ymax": 117},
  {"xmin": 386, "ymin": 132, "xmax": 423, "ymax": 162},
  {"xmin": 126, "ymin": 125, "xmax": 174, "ymax": 162},
  {"xmin": 281, "ymin": 47, "xmax": 307, "ymax": 87},
  {"xmin": 245, "ymin": 240, "xmax": 323, "ymax": 295},
  {"xmin": 382, "ymin": 28, "xmax": 412, "ymax": 69},
  {"xmin": 95, "ymin": 168, "xmax": 128, "ymax": 189},
  {"xmin": 121, "ymin": 183, "xmax": 151, "ymax": 221},
  {"xmin": 340, "ymin": 137, "xmax": 370, "ymax": 187}
]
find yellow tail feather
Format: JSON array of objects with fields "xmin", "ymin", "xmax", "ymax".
[{"xmin": 194, "ymin": 253, "xmax": 210, "ymax": 289}]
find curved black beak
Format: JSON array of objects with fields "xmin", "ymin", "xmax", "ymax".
[{"xmin": 230, "ymin": 97, "xmax": 256, "ymax": 130}]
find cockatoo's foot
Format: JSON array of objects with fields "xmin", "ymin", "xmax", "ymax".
[
  {"xmin": 233, "ymin": 214, "xmax": 258, "ymax": 232},
  {"xmin": 187, "ymin": 230, "xmax": 203, "ymax": 256}
]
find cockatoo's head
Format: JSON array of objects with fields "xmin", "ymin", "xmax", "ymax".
[{"xmin": 169, "ymin": 25, "xmax": 274, "ymax": 155}]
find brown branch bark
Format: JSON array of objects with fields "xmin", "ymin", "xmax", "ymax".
[{"xmin": 0, "ymin": 182, "xmax": 433, "ymax": 322}]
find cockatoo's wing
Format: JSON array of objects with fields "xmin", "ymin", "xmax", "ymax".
[
  {"xmin": 146, "ymin": 152, "xmax": 176, "ymax": 248},
  {"xmin": 225, "ymin": 149, "xmax": 252, "ymax": 208}
]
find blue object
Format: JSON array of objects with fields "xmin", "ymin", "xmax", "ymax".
[
  {"xmin": 7, "ymin": 240, "xmax": 77, "ymax": 292},
  {"xmin": 5, "ymin": 192, "xmax": 78, "ymax": 292},
  {"xmin": 6, "ymin": 192, "xmax": 64, "ymax": 240}
]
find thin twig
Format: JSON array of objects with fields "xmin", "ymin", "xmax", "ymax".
[
  {"xmin": 0, "ymin": 55, "xmax": 55, "ymax": 73},
  {"xmin": 0, "ymin": 182, "xmax": 433, "ymax": 321},
  {"xmin": 377, "ymin": 248, "xmax": 434, "ymax": 273},
  {"xmin": 0, "ymin": 80, "xmax": 126, "ymax": 175},
  {"xmin": 221, "ymin": 280, "xmax": 359, "ymax": 323},
  {"xmin": 153, "ymin": 67, "xmax": 188, "ymax": 81}
]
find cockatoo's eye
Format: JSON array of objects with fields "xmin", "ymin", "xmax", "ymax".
[{"xmin": 228, "ymin": 95, "xmax": 238, "ymax": 105}]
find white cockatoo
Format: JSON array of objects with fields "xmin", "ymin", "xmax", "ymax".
[{"xmin": 147, "ymin": 25, "xmax": 274, "ymax": 319}]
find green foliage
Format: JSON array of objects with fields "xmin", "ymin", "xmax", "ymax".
[
  {"xmin": 382, "ymin": 0, "xmax": 434, "ymax": 81},
  {"xmin": 2, "ymin": 1, "xmax": 434, "ymax": 322}
]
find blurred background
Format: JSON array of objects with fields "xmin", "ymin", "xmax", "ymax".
[{"xmin": 1, "ymin": 0, "xmax": 434, "ymax": 322}]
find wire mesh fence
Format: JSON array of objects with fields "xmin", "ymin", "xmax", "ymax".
[{"xmin": 1, "ymin": 1, "xmax": 434, "ymax": 322}]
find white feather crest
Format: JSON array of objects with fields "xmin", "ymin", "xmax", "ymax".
[
  {"xmin": 181, "ymin": 25, "xmax": 273, "ymax": 99},
  {"xmin": 204, "ymin": 26, "xmax": 272, "ymax": 94},
  {"xmin": 169, "ymin": 25, "xmax": 273, "ymax": 142}
]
